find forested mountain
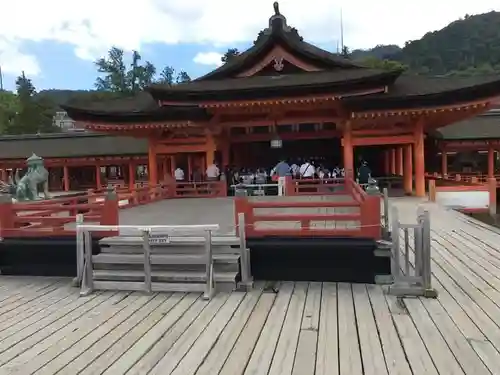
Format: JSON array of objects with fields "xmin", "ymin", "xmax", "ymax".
[{"xmin": 354, "ymin": 11, "xmax": 500, "ymax": 76}]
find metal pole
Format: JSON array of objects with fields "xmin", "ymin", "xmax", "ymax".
[{"xmin": 383, "ymin": 187, "xmax": 389, "ymax": 234}]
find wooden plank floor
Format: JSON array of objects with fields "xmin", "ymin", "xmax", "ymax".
[{"xmin": 2, "ymin": 198, "xmax": 500, "ymax": 374}]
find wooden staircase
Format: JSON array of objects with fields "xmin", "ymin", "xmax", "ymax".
[{"xmin": 82, "ymin": 235, "xmax": 244, "ymax": 297}]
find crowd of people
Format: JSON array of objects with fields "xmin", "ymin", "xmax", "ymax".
[{"xmin": 169, "ymin": 158, "xmax": 372, "ymax": 188}]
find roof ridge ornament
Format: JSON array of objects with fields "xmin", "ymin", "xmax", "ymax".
[{"xmin": 264, "ymin": 2, "xmax": 291, "ymax": 35}]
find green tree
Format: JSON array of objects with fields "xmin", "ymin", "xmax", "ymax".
[
  {"xmin": 0, "ymin": 90, "xmax": 19, "ymax": 134},
  {"xmin": 157, "ymin": 66, "xmax": 175, "ymax": 85},
  {"xmin": 94, "ymin": 47, "xmax": 128, "ymax": 92},
  {"xmin": 359, "ymin": 57, "xmax": 407, "ymax": 71},
  {"xmin": 4, "ymin": 72, "xmax": 55, "ymax": 135},
  {"xmin": 340, "ymin": 45, "xmax": 350, "ymax": 58},
  {"xmin": 221, "ymin": 48, "xmax": 240, "ymax": 63},
  {"xmin": 176, "ymin": 71, "xmax": 191, "ymax": 83}
]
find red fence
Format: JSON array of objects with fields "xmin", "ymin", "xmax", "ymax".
[
  {"xmin": 0, "ymin": 191, "xmax": 119, "ymax": 238},
  {"xmin": 0, "ymin": 181, "xmax": 227, "ymax": 238},
  {"xmin": 285, "ymin": 178, "xmax": 345, "ymax": 195},
  {"xmin": 235, "ymin": 178, "xmax": 381, "ymax": 239}
]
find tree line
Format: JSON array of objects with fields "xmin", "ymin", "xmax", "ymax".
[{"xmin": 0, "ymin": 46, "xmax": 193, "ymax": 136}]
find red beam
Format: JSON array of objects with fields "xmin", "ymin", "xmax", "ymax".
[
  {"xmin": 229, "ymin": 130, "xmax": 341, "ymax": 143},
  {"xmin": 350, "ymin": 134, "xmax": 415, "ymax": 146}
]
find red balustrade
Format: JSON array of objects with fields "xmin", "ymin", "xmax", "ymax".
[{"xmin": 235, "ymin": 178, "xmax": 381, "ymax": 239}]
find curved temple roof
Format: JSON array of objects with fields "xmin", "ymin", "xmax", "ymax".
[{"xmin": 63, "ymin": 2, "xmax": 500, "ymax": 124}]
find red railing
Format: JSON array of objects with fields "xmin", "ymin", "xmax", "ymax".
[
  {"xmin": 0, "ymin": 191, "xmax": 119, "ymax": 238},
  {"xmin": 235, "ymin": 178, "xmax": 381, "ymax": 239},
  {"xmin": 286, "ymin": 178, "xmax": 346, "ymax": 195}
]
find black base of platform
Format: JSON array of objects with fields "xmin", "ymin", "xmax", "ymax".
[
  {"xmin": 248, "ymin": 236, "xmax": 390, "ymax": 284},
  {"xmin": 0, "ymin": 236, "xmax": 390, "ymax": 284},
  {"xmin": 0, "ymin": 236, "xmax": 101, "ymax": 277}
]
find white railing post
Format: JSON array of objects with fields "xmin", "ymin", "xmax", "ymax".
[
  {"xmin": 382, "ymin": 187, "xmax": 389, "ymax": 237},
  {"xmin": 238, "ymin": 212, "xmax": 253, "ymax": 289}
]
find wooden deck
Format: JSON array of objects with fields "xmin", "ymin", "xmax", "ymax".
[{"xmin": 1, "ymin": 198, "xmax": 500, "ymax": 374}]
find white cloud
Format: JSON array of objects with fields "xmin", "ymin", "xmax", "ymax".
[
  {"xmin": 193, "ymin": 52, "xmax": 223, "ymax": 66},
  {"xmin": 0, "ymin": 0, "xmax": 498, "ymax": 75}
]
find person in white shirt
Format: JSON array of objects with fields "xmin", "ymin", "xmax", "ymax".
[
  {"xmin": 299, "ymin": 161, "xmax": 315, "ymax": 179},
  {"xmin": 174, "ymin": 167, "xmax": 185, "ymax": 181},
  {"xmin": 206, "ymin": 163, "xmax": 220, "ymax": 181},
  {"xmin": 290, "ymin": 163, "xmax": 299, "ymax": 177}
]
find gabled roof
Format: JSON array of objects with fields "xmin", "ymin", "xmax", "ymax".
[
  {"xmin": 147, "ymin": 69, "xmax": 401, "ymax": 101},
  {"xmin": 196, "ymin": 2, "xmax": 361, "ymax": 81},
  {"xmin": 61, "ymin": 92, "xmax": 211, "ymax": 123},
  {"xmin": 342, "ymin": 75, "xmax": 500, "ymax": 111}
]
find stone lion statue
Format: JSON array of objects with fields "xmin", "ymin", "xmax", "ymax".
[{"xmin": 0, "ymin": 153, "xmax": 50, "ymax": 201}]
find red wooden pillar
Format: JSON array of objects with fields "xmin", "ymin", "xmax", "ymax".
[
  {"xmin": 404, "ymin": 144, "xmax": 413, "ymax": 195},
  {"xmin": 396, "ymin": 147, "xmax": 404, "ymax": 176},
  {"xmin": 128, "ymin": 162, "xmax": 135, "ymax": 191},
  {"xmin": 187, "ymin": 154, "xmax": 193, "ymax": 181},
  {"xmin": 63, "ymin": 166, "xmax": 70, "ymax": 191},
  {"xmin": 342, "ymin": 121, "xmax": 354, "ymax": 176},
  {"xmin": 383, "ymin": 151, "xmax": 390, "ymax": 175},
  {"xmin": 414, "ymin": 118, "xmax": 426, "ymax": 197},
  {"xmin": 95, "ymin": 165, "xmax": 102, "ymax": 189},
  {"xmin": 488, "ymin": 146, "xmax": 495, "ymax": 178},
  {"xmin": 148, "ymin": 140, "xmax": 158, "ymax": 186},
  {"xmin": 390, "ymin": 149, "xmax": 396, "ymax": 175},
  {"xmin": 441, "ymin": 151, "xmax": 448, "ymax": 177}
]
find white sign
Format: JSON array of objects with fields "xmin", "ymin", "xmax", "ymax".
[{"xmin": 149, "ymin": 235, "xmax": 170, "ymax": 245}]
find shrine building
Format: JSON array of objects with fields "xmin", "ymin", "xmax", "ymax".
[{"xmin": 3, "ymin": 2, "xmax": 500, "ymax": 196}]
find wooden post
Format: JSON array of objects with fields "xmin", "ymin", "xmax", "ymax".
[
  {"xmin": 128, "ymin": 162, "xmax": 135, "ymax": 191},
  {"xmin": 396, "ymin": 147, "xmax": 404, "ymax": 176},
  {"xmin": 414, "ymin": 118, "xmax": 426, "ymax": 197},
  {"xmin": 441, "ymin": 151, "xmax": 448, "ymax": 177},
  {"xmin": 95, "ymin": 165, "xmax": 102, "ymax": 190},
  {"xmin": 342, "ymin": 121, "xmax": 354, "ymax": 176},
  {"xmin": 148, "ymin": 140, "xmax": 158, "ymax": 186},
  {"xmin": 360, "ymin": 195, "xmax": 381, "ymax": 240},
  {"xmin": 101, "ymin": 188, "xmax": 119, "ymax": 237},
  {"xmin": 0, "ymin": 194, "xmax": 14, "ymax": 238},
  {"xmin": 428, "ymin": 179, "xmax": 436, "ymax": 202},
  {"xmin": 390, "ymin": 148, "xmax": 396, "ymax": 175},
  {"xmin": 187, "ymin": 154, "xmax": 193, "ymax": 181},
  {"xmin": 488, "ymin": 146, "xmax": 495, "ymax": 179},
  {"xmin": 489, "ymin": 177, "xmax": 497, "ymax": 216},
  {"xmin": 170, "ymin": 155, "xmax": 176, "ymax": 177},
  {"xmin": 384, "ymin": 150, "xmax": 390, "ymax": 175},
  {"xmin": 63, "ymin": 166, "xmax": 70, "ymax": 192},
  {"xmin": 404, "ymin": 144, "xmax": 413, "ymax": 195}
]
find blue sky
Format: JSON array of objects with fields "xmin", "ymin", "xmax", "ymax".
[{"xmin": 0, "ymin": 0, "xmax": 498, "ymax": 92}]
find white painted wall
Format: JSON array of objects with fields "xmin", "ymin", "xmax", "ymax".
[{"xmin": 436, "ymin": 191, "xmax": 489, "ymax": 209}]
